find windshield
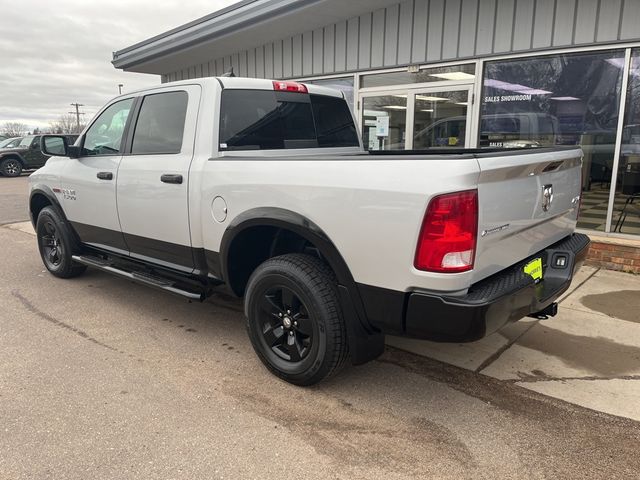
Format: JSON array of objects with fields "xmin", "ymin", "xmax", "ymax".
[
  {"xmin": 18, "ymin": 136, "xmax": 34, "ymax": 147},
  {"xmin": 0, "ymin": 137, "xmax": 20, "ymax": 148}
]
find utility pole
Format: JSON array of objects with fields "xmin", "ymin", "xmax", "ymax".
[
  {"xmin": 118, "ymin": 84, "xmax": 124, "ymax": 95},
  {"xmin": 69, "ymin": 103, "xmax": 85, "ymax": 133}
]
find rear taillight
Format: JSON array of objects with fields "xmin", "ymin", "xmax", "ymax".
[
  {"xmin": 272, "ymin": 80, "xmax": 308, "ymax": 93},
  {"xmin": 414, "ymin": 190, "xmax": 478, "ymax": 273}
]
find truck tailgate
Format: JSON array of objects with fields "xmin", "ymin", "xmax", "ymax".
[{"xmin": 473, "ymin": 147, "xmax": 583, "ymax": 283}]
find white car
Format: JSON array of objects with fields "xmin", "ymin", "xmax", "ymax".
[{"xmin": 29, "ymin": 77, "xmax": 589, "ymax": 385}]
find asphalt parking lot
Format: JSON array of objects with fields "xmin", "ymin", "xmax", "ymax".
[
  {"xmin": 2, "ymin": 175, "xmax": 640, "ymax": 479},
  {"xmin": 0, "ymin": 174, "xmax": 31, "ymax": 225}
]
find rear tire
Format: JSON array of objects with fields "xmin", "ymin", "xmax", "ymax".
[
  {"xmin": 1, "ymin": 158, "xmax": 22, "ymax": 177},
  {"xmin": 245, "ymin": 254, "xmax": 349, "ymax": 386},
  {"xmin": 36, "ymin": 206, "xmax": 87, "ymax": 278}
]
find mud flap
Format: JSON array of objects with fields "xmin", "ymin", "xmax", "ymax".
[{"xmin": 337, "ymin": 285, "xmax": 385, "ymax": 365}]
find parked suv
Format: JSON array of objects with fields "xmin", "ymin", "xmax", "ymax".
[{"xmin": 0, "ymin": 134, "xmax": 78, "ymax": 177}]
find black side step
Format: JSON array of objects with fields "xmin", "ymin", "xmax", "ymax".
[
  {"xmin": 77, "ymin": 255, "xmax": 110, "ymax": 267},
  {"xmin": 131, "ymin": 271, "xmax": 173, "ymax": 286},
  {"xmin": 72, "ymin": 255, "xmax": 204, "ymax": 301}
]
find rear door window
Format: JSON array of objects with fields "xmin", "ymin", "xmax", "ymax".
[{"xmin": 131, "ymin": 91, "xmax": 188, "ymax": 154}]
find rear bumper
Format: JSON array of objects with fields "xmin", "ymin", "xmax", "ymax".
[{"xmin": 359, "ymin": 233, "xmax": 590, "ymax": 342}]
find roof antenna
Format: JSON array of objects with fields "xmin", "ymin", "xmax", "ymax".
[{"xmin": 221, "ymin": 67, "xmax": 236, "ymax": 77}]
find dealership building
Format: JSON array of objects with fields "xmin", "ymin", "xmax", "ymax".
[{"xmin": 113, "ymin": 0, "xmax": 640, "ymax": 271}]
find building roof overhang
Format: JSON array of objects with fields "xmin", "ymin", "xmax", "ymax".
[{"xmin": 112, "ymin": 0, "xmax": 395, "ymax": 75}]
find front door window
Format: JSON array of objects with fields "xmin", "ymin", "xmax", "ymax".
[{"xmin": 82, "ymin": 99, "xmax": 133, "ymax": 156}]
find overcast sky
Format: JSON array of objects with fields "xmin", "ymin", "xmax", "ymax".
[{"xmin": 0, "ymin": 0, "xmax": 237, "ymax": 132}]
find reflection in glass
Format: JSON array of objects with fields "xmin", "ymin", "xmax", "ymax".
[
  {"xmin": 413, "ymin": 90, "xmax": 468, "ymax": 149},
  {"xmin": 614, "ymin": 49, "xmax": 640, "ymax": 235},
  {"xmin": 481, "ymin": 50, "xmax": 626, "ymax": 232},
  {"xmin": 362, "ymin": 95, "xmax": 407, "ymax": 150}
]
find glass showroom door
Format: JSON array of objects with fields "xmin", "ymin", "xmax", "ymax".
[
  {"xmin": 410, "ymin": 87, "xmax": 472, "ymax": 149},
  {"xmin": 360, "ymin": 87, "xmax": 472, "ymax": 150},
  {"xmin": 361, "ymin": 94, "xmax": 408, "ymax": 150}
]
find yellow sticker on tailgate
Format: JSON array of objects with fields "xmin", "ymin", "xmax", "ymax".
[{"xmin": 524, "ymin": 258, "xmax": 543, "ymax": 282}]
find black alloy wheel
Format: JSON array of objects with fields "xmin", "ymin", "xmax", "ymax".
[
  {"xmin": 258, "ymin": 285, "xmax": 314, "ymax": 363},
  {"xmin": 39, "ymin": 219, "xmax": 63, "ymax": 270},
  {"xmin": 245, "ymin": 254, "xmax": 349, "ymax": 386},
  {"xmin": 1, "ymin": 158, "xmax": 22, "ymax": 177},
  {"xmin": 36, "ymin": 206, "xmax": 87, "ymax": 278}
]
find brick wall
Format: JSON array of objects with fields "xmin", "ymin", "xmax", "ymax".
[{"xmin": 585, "ymin": 237, "xmax": 640, "ymax": 274}]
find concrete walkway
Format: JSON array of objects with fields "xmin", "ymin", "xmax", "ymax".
[
  {"xmin": 389, "ymin": 265, "xmax": 640, "ymax": 421},
  {"xmin": 10, "ymin": 221, "xmax": 640, "ymax": 421}
]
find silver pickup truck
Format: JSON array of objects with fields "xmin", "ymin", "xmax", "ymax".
[{"xmin": 29, "ymin": 77, "xmax": 589, "ymax": 385}]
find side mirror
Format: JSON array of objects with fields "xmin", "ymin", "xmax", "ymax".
[{"xmin": 40, "ymin": 135, "xmax": 80, "ymax": 158}]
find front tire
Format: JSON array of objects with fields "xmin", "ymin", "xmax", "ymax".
[
  {"xmin": 245, "ymin": 254, "xmax": 349, "ymax": 386},
  {"xmin": 1, "ymin": 158, "xmax": 23, "ymax": 177},
  {"xmin": 36, "ymin": 206, "xmax": 87, "ymax": 278}
]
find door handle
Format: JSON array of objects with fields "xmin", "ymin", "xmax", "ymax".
[
  {"xmin": 161, "ymin": 174, "xmax": 183, "ymax": 184},
  {"xmin": 97, "ymin": 172, "xmax": 113, "ymax": 180}
]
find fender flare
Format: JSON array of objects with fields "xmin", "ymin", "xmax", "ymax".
[
  {"xmin": 220, "ymin": 207, "xmax": 384, "ymax": 365},
  {"xmin": 29, "ymin": 184, "xmax": 85, "ymax": 254},
  {"xmin": 29, "ymin": 184, "xmax": 67, "ymax": 226},
  {"xmin": 220, "ymin": 207, "xmax": 352, "ymax": 292}
]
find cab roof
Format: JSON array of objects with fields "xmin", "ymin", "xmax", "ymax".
[{"xmin": 120, "ymin": 76, "xmax": 344, "ymax": 100}]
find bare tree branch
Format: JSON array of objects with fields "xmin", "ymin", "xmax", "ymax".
[
  {"xmin": 1, "ymin": 122, "xmax": 28, "ymax": 137},
  {"xmin": 48, "ymin": 114, "xmax": 86, "ymax": 134}
]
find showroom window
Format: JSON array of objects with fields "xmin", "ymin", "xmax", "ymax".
[
  {"xmin": 613, "ymin": 49, "xmax": 640, "ymax": 236},
  {"xmin": 481, "ymin": 50, "xmax": 626, "ymax": 232}
]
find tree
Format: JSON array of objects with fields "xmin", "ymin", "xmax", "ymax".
[
  {"xmin": 1, "ymin": 122, "xmax": 28, "ymax": 137},
  {"xmin": 48, "ymin": 114, "xmax": 85, "ymax": 134}
]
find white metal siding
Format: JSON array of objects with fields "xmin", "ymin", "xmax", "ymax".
[{"xmin": 163, "ymin": 0, "xmax": 639, "ymax": 82}]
